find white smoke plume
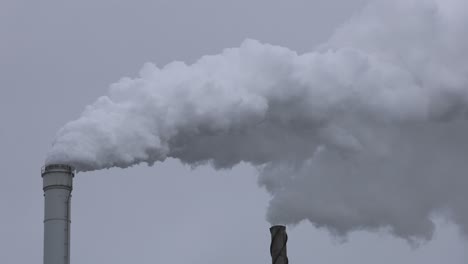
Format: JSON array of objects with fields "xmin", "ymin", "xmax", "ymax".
[{"xmin": 47, "ymin": 0, "xmax": 468, "ymax": 242}]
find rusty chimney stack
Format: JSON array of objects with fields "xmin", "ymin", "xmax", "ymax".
[{"xmin": 270, "ymin": 225, "xmax": 288, "ymax": 264}]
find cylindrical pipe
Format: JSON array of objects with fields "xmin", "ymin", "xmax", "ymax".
[
  {"xmin": 42, "ymin": 164, "xmax": 74, "ymax": 264},
  {"xmin": 270, "ymin": 225, "xmax": 288, "ymax": 264}
]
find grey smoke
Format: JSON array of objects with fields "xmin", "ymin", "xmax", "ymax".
[{"xmin": 47, "ymin": 0, "xmax": 468, "ymax": 242}]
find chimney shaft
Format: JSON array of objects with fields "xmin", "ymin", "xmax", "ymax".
[
  {"xmin": 42, "ymin": 164, "xmax": 74, "ymax": 264},
  {"xmin": 270, "ymin": 225, "xmax": 288, "ymax": 264}
]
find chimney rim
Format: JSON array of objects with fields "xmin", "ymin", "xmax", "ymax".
[{"xmin": 41, "ymin": 164, "xmax": 75, "ymax": 176}]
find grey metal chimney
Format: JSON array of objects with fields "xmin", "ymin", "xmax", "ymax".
[
  {"xmin": 270, "ymin": 225, "xmax": 288, "ymax": 264},
  {"xmin": 42, "ymin": 164, "xmax": 74, "ymax": 264}
]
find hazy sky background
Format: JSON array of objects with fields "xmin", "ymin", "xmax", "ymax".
[{"xmin": 0, "ymin": 0, "xmax": 467, "ymax": 263}]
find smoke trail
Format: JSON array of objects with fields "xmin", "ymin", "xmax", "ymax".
[{"xmin": 47, "ymin": 0, "xmax": 468, "ymax": 241}]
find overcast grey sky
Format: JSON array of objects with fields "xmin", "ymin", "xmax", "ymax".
[{"xmin": 1, "ymin": 0, "xmax": 467, "ymax": 263}]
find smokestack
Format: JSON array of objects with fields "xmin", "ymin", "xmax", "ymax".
[
  {"xmin": 42, "ymin": 164, "xmax": 74, "ymax": 264},
  {"xmin": 270, "ymin": 225, "xmax": 288, "ymax": 264}
]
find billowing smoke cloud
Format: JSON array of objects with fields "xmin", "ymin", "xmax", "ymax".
[{"xmin": 47, "ymin": 0, "xmax": 468, "ymax": 242}]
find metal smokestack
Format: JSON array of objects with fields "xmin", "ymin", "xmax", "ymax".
[
  {"xmin": 270, "ymin": 225, "xmax": 288, "ymax": 264},
  {"xmin": 42, "ymin": 164, "xmax": 74, "ymax": 264}
]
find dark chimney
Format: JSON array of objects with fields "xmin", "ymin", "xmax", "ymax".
[{"xmin": 270, "ymin": 225, "xmax": 288, "ymax": 264}]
